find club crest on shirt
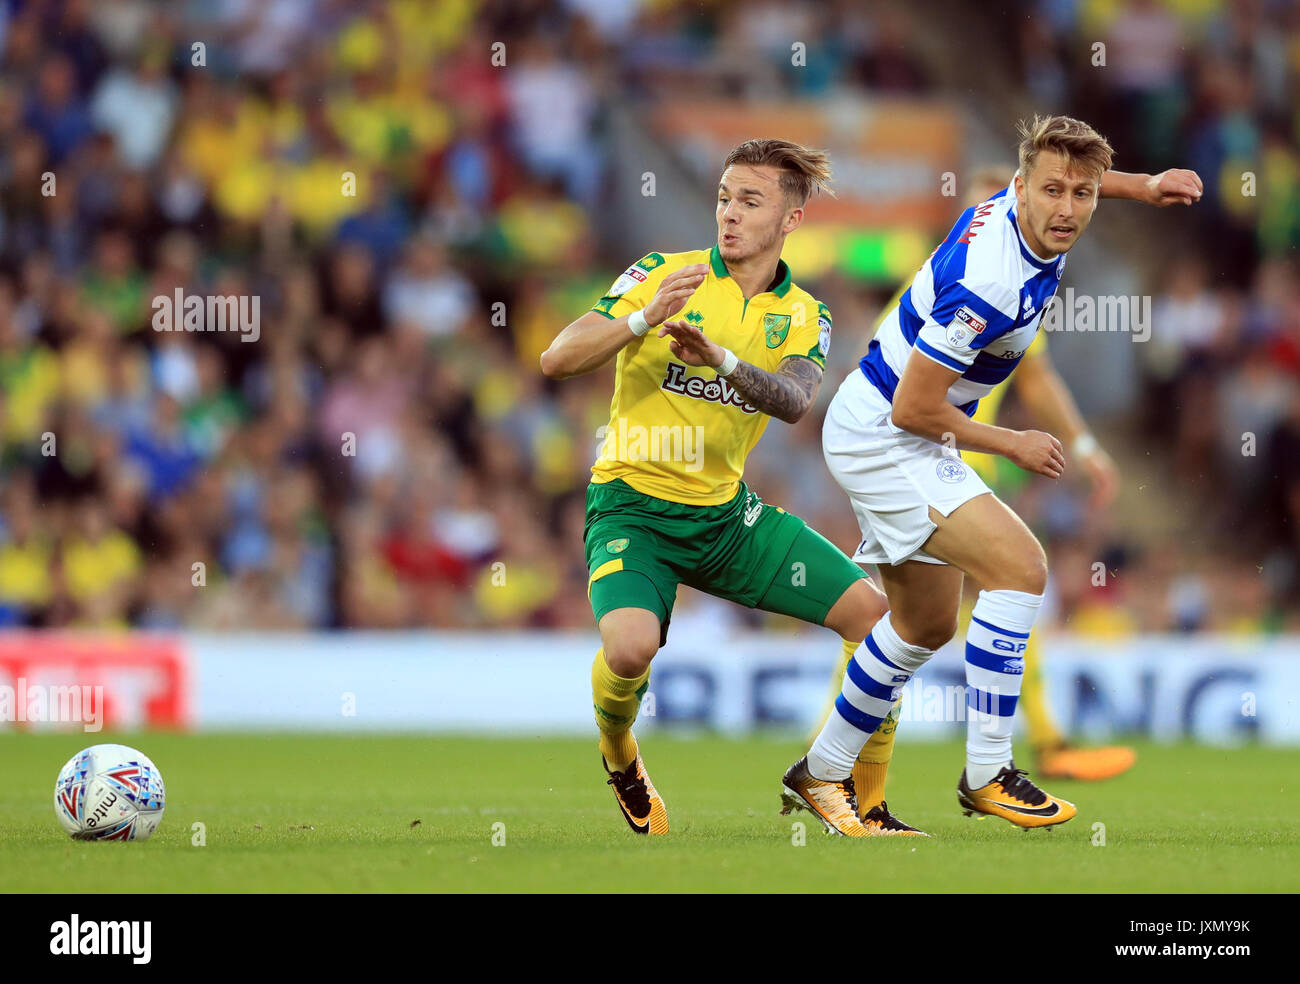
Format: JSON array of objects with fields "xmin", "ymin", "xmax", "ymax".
[
  {"xmin": 946, "ymin": 305, "xmax": 987, "ymax": 348},
  {"xmin": 606, "ymin": 537, "xmax": 630, "ymax": 554},
  {"xmin": 764, "ymin": 313, "xmax": 791, "ymax": 348}
]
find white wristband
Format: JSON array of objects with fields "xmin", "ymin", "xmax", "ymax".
[
  {"xmin": 1071, "ymin": 433, "xmax": 1099, "ymax": 458},
  {"xmin": 716, "ymin": 348, "xmax": 739, "ymax": 376},
  {"xmin": 627, "ymin": 309, "xmax": 651, "ymax": 337}
]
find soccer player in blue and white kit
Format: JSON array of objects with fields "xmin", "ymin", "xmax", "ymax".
[{"xmin": 781, "ymin": 116, "xmax": 1202, "ymax": 829}]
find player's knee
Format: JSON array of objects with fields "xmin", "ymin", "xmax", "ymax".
[
  {"xmin": 905, "ymin": 617, "xmax": 959, "ymax": 652},
  {"xmin": 980, "ymin": 543, "xmax": 1048, "ymax": 595},
  {"xmin": 830, "ymin": 578, "xmax": 890, "ymax": 640},
  {"xmin": 601, "ymin": 618, "xmax": 660, "ymax": 677},
  {"xmin": 1016, "ymin": 545, "xmax": 1049, "ymax": 595}
]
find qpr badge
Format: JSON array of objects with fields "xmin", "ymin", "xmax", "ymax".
[{"xmin": 935, "ymin": 457, "xmax": 968, "ymax": 484}]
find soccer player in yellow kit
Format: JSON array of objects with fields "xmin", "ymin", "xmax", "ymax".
[{"xmin": 542, "ymin": 139, "xmax": 894, "ymax": 837}]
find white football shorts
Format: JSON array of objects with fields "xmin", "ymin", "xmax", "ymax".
[{"xmin": 822, "ymin": 368, "xmax": 992, "ymax": 566}]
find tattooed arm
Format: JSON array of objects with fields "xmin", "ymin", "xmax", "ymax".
[
  {"xmin": 725, "ymin": 356, "xmax": 823, "ymax": 423},
  {"xmin": 657, "ymin": 318, "xmax": 823, "ymax": 423}
]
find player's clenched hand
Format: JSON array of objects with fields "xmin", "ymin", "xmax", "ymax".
[
  {"xmin": 1144, "ymin": 169, "xmax": 1203, "ymax": 207},
  {"xmin": 1009, "ymin": 430, "xmax": 1066, "ymax": 479},
  {"xmin": 643, "ymin": 264, "xmax": 708, "ymax": 328},
  {"xmin": 658, "ymin": 320, "xmax": 726, "ymax": 369}
]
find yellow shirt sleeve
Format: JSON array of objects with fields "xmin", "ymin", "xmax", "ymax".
[
  {"xmin": 783, "ymin": 296, "xmax": 830, "ymax": 371},
  {"xmin": 590, "ymin": 252, "xmax": 672, "ymax": 320}
]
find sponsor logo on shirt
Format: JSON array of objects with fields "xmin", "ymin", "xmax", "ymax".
[
  {"xmin": 955, "ymin": 307, "xmax": 987, "ymax": 333},
  {"xmin": 946, "ymin": 305, "xmax": 987, "ymax": 348},
  {"xmin": 608, "ymin": 266, "xmax": 649, "ymax": 297},
  {"xmin": 661, "ymin": 362, "xmax": 758, "ymax": 414}
]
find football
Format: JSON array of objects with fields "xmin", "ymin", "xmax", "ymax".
[{"xmin": 53, "ymin": 744, "xmax": 166, "ymax": 842}]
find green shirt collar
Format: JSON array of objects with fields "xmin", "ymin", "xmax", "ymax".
[{"xmin": 709, "ymin": 243, "xmax": 792, "ymax": 299}]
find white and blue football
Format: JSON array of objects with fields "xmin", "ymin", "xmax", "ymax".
[{"xmin": 54, "ymin": 744, "xmax": 166, "ymax": 841}]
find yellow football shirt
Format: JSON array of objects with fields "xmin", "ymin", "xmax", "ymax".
[{"xmin": 588, "ymin": 245, "xmax": 831, "ymax": 505}]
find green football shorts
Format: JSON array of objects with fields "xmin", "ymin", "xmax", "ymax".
[{"xmin": 584, "ymin": 478, "xmax": 866, "ymax": 645}]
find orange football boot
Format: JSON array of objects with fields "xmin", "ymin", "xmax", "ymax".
[
  {"xmin": 957, "ymin": 763, "xmax": 1077, "ymax": 829},
  {"xmin": 1036, "ymin": 742, "xmax": 1137, "ymax": 782},
  {"xmin": 604, "ymin": 752, "xmax": 669, "ymax": 835}
]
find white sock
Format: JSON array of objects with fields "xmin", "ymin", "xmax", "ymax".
[
  {"xmin": 807, "ymin": 613, "xmax": 934, "ymax": 780},
  {"xmin": 964, "ymin": 588, "xmax": 1043, "ymax": 788}
]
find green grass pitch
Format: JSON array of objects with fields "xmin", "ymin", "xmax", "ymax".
[{"xmin": 1, "ymin": 733, "xmax": 1295, "ymax": 893}]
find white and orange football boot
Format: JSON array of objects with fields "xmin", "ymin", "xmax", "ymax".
[{"xmin": 780, "ymin": 756, "xmax": 874, "ymax": 837}]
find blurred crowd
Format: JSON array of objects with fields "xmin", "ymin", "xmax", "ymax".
[{"xmin": 0, "ymin": 0, "xmax": 1295, "ymax": 633}]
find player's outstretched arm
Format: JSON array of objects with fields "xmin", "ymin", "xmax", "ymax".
[
  {"xmin": 892, "ymin": 348, "xmax": 1065, "ymax": 479},
  {"xmin": 1100, "ymin": 169, "xmax": 1202, "ymax": 206},
  {"xmin": 541, "ymin": 263, "xmax": 709, "ymax": 379},
  {"xmin": 657, "ymin": 318, "xmax": 821, "ymax": 423}
]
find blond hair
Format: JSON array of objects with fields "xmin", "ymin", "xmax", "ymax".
[
  {"xmin": 722, "ymin": 139, "xmax": 834, "ymax": 207},
  {"xmin": 1016, "ymin": 115, "xmax": 1114, "ymax": 181}
]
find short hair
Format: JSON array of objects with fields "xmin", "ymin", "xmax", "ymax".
[
  {"xmin": 722, "ymin": 139, "xmax": 835, "ymax": 208},
  {"xmin": 1016, "ymin": 115, "xmax": 1114, "ymax": 182}
]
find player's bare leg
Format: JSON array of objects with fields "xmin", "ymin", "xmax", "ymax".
[
  {"xmin": 594, "ymin": 607, "xmax": 669, "ymax": 835},
  {"xmin": 821, "ymin": 575, "xmax": 890, "ymax": 642},
  {"xmin": 876, "ymin": 561, "xmax": 965, "ymax": 651},
  {"xmin": 922, "ymin": 495, "xmax": 1076, "ymax": 828}
]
